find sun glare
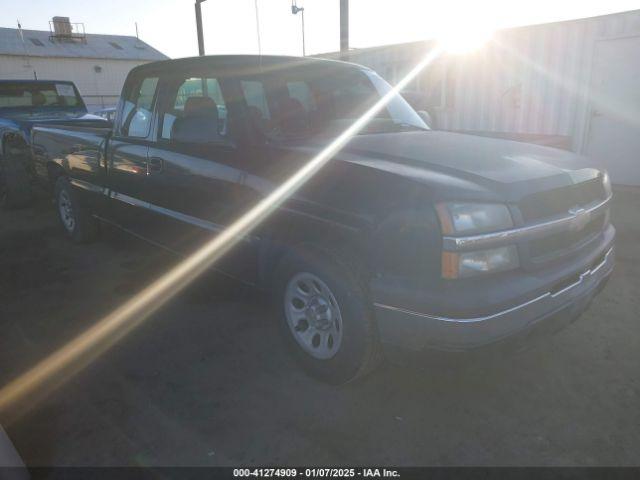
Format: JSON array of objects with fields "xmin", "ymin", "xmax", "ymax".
[
  {"xmin": 433, "ymin": 13, "xmax": 495, "ymax": 54},
  {"xmin": 436, "ymin": 26, "xmax": 494, "ymax": 53}
]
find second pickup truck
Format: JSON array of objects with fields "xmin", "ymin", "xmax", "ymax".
[
  {"xmin": 30, "ymin": 55, "xmax": 615, "ymax": 383},
  {"xmin": 0, "ymin": 79, "xmax": 107, "ymax": 207}
]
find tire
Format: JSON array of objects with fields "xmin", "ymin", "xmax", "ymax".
[
  {"xmin": 54, "ymin": 176, "xmax": 98, "ymax": 243},
  {"xmin": 275, "ymin": 248, "xmax": 381, "ymax": 384},
  {"xmin": 0, "ymin": 153, "xmax": 32, "ymax": 209}
]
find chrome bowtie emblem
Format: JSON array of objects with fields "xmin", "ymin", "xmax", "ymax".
[{"xmin": 568, "ymin": 206, "xmax": 590, "ymax": 231}]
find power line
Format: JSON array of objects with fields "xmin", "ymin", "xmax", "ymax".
[{"xmin": 254, "ymin": 0, "xmax": 262, "ymax": 55}]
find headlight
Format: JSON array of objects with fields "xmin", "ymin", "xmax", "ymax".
[
  {"xmin": 602, "ymin": 172, "xmax": 612, "ymax": 197},
  {"xmin": 436, "ymin": 202, "xmax": 518, "ymax": 279},
  {"xmin": 442, "ymin": 246, "xmax": 520, "ymax": 279},
  {"xmin": 436, "ymin": 202, "xmax": 513, "ymax": 235}
]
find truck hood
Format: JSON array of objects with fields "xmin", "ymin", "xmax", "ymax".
[{"xmin": 331, "ymin": 130, "xmax": 600, "ymax": 201}]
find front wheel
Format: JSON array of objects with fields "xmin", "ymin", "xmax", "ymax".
[
  {"xmin": 54, "ymin": 176, "xmax": 98, "ymax": 243},
  {"xmin": 275, "ymin": 249, "xmax": 381, "ymax": 384}
]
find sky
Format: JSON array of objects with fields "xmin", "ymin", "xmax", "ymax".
[{"xmin": 1, "ymin": 0, "xmax": 640, "ymax": 58}]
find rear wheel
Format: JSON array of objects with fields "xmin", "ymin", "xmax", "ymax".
[
  {"xmin": 54, "ymin": 176, "xmax": 98, "ymax": 243},
  {"xmin": 276, "ymin": 249, "xmax": 381, "ymax": 384}
]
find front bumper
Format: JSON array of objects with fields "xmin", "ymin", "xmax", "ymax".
[{"xmin": 373, "ymin": 229, "xmax": 615, "ymax": 355}]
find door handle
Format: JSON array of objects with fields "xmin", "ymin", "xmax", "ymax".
[{"xmin": 147, "ymin": 157, "xmax": 164, "ymax": 175}]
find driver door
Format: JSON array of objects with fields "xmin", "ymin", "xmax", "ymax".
[{"xmin": 106, "ymin": 74, "xmax": 159, "ymax": 237}]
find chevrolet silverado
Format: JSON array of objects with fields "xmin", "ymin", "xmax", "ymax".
[{"xmin": 29, "ymin": 55, "xmax": 615, "ymax": 383}]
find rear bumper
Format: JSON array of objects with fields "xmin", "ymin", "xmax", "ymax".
[{"xmin": 373, "ymin": 231, "xmax": 615, "ymax": 356}]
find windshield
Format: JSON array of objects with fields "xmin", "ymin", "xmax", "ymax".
[
  {"xmin": 239, "ymin": 65, "xmax": 428, "ymax": 140},
  {"xmin": 0, "ymin": 82, "xmax": 83, "ymax": 109}
]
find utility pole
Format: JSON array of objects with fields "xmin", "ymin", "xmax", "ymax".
[
  {"xmin": 340, "ymin": 0, "xmax": 349, "ymax": 59},
  {"xmin": 195, "ymin": 0, "xmax": 207, "ymax": 56}
]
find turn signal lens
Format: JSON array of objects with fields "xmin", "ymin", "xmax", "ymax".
[{"xmin": 441, "ymin": 252, "xmax": 459, "ymax": 279}]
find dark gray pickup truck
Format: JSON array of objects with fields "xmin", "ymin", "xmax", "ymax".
[{"xmin": 29, "ymin": 55, "xmax": 615, "ymax": 383}]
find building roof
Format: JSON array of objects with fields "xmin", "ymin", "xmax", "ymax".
[{"xmin": 0, "ymin": 27, "xmax": 168, "ymax": 61}]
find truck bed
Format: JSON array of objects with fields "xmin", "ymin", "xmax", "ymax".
[{"xmin": 31, "ymin": 123, "xmax": 111, "ymax": 187}]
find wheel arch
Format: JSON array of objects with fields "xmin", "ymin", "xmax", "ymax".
[
  {"xmin": 46, "ymin": 161, "xmax": 67, "ymax": 185},
  {"xmin": 1, "ymin": 131, "xmax": 29, "ymax": 157},
  {"xmin": 259, "ymin": 221, "xmax": 372, "ymax": 293}
]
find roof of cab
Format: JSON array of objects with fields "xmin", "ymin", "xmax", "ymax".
[{"xmin": 129, "ymin": 54, "xmax": 369, "ymax": 77}]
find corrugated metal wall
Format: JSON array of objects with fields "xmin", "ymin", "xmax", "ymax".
[
  {"xmin": 0, "ymin": 55, "xmax": 151, "ymax": 110},
  {"xmin": 329, "ymin": 9, "xmax": 640, "ymax": 153}
]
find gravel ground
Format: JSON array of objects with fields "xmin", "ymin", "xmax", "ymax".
[{"xmin": 0, "ymin": 188, "xmax": 639, "ymax": 466}]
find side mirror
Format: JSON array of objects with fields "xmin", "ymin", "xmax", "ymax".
[{"xmin": 417, "ymin": 110, "xmax": 433, "ymax": 129}]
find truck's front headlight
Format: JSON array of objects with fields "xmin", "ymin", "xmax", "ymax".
[
  {"xmin": 436, "ymin": 202, "xmax": 513, "ymax": 235},
  {"xmin": 436, "ymin": 202, "xmax": 518, "ymax": 279}
]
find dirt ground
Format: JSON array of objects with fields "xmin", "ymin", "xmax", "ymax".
[{"xmin": 0, "ymin": 188, "xmax": 639, "ymax": 466}]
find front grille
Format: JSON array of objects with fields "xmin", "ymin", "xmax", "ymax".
[
  {"xmin": 519, "ymin": 178, "xmax": 606, "ymax": 223},
  {"xmin": 519, "ymin": 177, "xmax": 608, "ymax": 261},
  {"xmin": 529, "ymin": 213, "xmax": 606, "ymax": 259}
]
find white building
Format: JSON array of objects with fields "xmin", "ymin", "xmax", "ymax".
[
  {"xmin": 320, "ymin": 9, "xmax": 640, "ymax": 185},
  {"xmin": 0, "ymin": 17, "xmax": 168, "ymax": 111}
]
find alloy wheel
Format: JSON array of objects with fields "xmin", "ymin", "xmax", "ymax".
[{"xmin": 284, "ymin": 272, "xmax": 344, "ymax": 360}]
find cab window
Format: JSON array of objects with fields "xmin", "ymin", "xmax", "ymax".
[
  {"xmin": 286, "ymin": 81, "xmax": 315, "ymax": 112},
  {"xmin": 160, "ymin": 77, "xmax": 228, "ymax": 142},
  {"xmin": 120, "ymin": 76, "xmax": 158, "ymax": 138},
  {"xmin": 241, "ymin": 80, "xmax": 271, "ymax": 119}
]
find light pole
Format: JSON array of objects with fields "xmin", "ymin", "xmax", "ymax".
[
  {"xmin": 195, "ymin": 0, "xmax": 207, "ymax": 56},
  {"xmin": 291, "ymin": 1, "xmax": 305, "ymax": 56}
]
